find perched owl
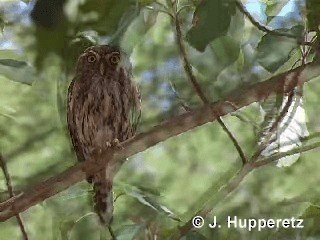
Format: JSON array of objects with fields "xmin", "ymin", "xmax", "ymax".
[{"xmin": 67, "ymin": 45, "xmax": 141, "ymax": 224}]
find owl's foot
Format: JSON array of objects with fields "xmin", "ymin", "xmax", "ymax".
[
  {"xmin": 111, "ymin": 138, "xmax": 123, "ymax": 150},
  {"xmin": 105, "ymin": 139, "xmax": 122, "ymax": 150}
]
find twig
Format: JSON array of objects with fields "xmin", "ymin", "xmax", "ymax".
[
  {"xmin": 145, "ymin": 6, "xmax": 174, "ymax": 19},
  {"xmin": 170, "ymin": 1, "xmax": 247, "ymax": 164},
  {"xmin": 171, "ymin": 7, "xmax": 208, "ymax": 103},
  {"xmin": 264, "ymin": 131, "xmax": 320, "ymax": 153},
  {"xmin": 230, "ymin": 112, "xmax": 260, "ymax": 131},
  {"xmin": 0, "ymin": 61, "xmax": 319, "ymax": 221},
  {"xmin": 154, "ymin": 0, "xmax": 169, "ymax": 11},
  {"xmin": 169, "ymin": 82, "xmax": 192, "ymax": 111},
  {"xmin": 253, "ymin": 141, "xmax": 320, "ymax": 168},
  {"xmin": 108, "ymin": 225, "xmax": 117, "ymax": 240},
  {"xmin": 216, "ymin": 118, "xmax": 247, "ymax": 164},
  {"xmin": 235, "ymin": 0, "xmax": 310, "ymax": 45},
  {"xmin": 176, "ymin": 5, "xmax": 193, "ymax": 16},
  {"xmin": 0, "ymin": 154, "xmax": 29, "ymax": 240}
]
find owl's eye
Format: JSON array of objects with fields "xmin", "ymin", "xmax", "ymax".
[
  {"xmin": 87, "ymin": 55, "xmax": 96, "ymax": 63},
  {"xmin": 109, "ymin": 53, "xmax": 120, "ymax": 65}
]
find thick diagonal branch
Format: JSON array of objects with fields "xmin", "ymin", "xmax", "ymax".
[{"xmin": 0, "ymin": 61, "xmax": 319, "ymax": 221}]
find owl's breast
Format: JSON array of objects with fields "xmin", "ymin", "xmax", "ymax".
[{"xmin": 73, "ymin": 78, "xmax": 136, "ymax": 154}]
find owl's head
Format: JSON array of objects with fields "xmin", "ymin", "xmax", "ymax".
[{"xmin": 75, "ymin": 45, "xmax": 132, "ymax": 78}]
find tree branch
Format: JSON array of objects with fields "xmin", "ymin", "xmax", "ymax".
[
  {"xmin": 0, "ymin": 154, "xmax": 29, "ymax": 239},
  {"xmin": 0, "ymin": 61, "xmax": 319, "ymax": 222},
  {"xmin": 253, "ymin": 141, "xmax": 320, "ymax": 168}
]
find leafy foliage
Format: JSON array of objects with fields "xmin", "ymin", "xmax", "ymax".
[
  {"xmin": 256, "ymin": 26, "xmax": 303, "ymax": 72},
  {"xmin": 186, "ymin": 0, "xmax": 236, "ymax": 52},
  {"xmin": 306, "ymin": 0, "xmax": 320, "ymax": 31},
  {"xmin": 0, "ymin": 50, "xmax": 35, "ymax": 85}
]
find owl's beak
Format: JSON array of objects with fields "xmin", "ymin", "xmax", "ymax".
[{"xmin": 99, "ymin": 62, "xmax": 105, "ymax": 75}]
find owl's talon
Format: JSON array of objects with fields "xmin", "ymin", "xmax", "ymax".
[{"xmin": 111, "ymin": 138, "xmax": 123, "ymax": 150}]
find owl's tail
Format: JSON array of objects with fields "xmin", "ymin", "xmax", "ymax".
[{"xmin": 92, "ymin": 169, "xmax": 114, "ymax": 225}]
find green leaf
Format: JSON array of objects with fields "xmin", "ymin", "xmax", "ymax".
[
  {"xmin": 120, "ymin": 183, "xmax": 181, "ymax": 222},
  {"xmin": 58, "ymin": 213, "xmax": 96, "ymax": 240},
  {"xmin": 138, "ymin": 0, "xmax": 155, "ymax": 6},
  {"xmin": 186, "ymin": 0, "xmax": 236, "ymax": 52},
  {"xmin": 0, "ymin": 59, "xmax": 28, "ymax": 68},
  {"xmin": 59, "ymin": 220, "xmax": 75, "ymax": 240},
  {"xmin": 306, "ymin": 0, "xmax": 320, "ymax": 31},
  {"xmin": 64, "ymin": 32, "xmax": 98, "ymax": 73},
  {"xmin": 109, "ymin": 1, "xmax": 141, "ymax": 46},
  {"xmin": 301, "ymin": 204, "xmax": 320, "ymax": 219},
  {"xmin": 265, "ymin": 0, "xmax": 290, "ymax": 24},
  {"xmin": 79, "ymin": 0, "xmax": 138, "ymax": 36},
  {"xmin": 0, "ymin": 16, "xmax": 4, "ymax": 33},
  {"xmin": 120, "ymin": 9, "xmax": 158, "ymax": 54},
  {"xmin": 209, "ymin": 35, "xmax": 240, "ymax": 74},
  {"xmin": 0, "ymin": 112, "xmax": 16, "ymax": 120},
  {"xmin": 31, "ymin": 0, "xmax": 66, "ymax": 29},
  {"xmin": 256, "ymin": 26, "xmax": 303, "ymax": 72},
  {"xmin": 0, "ymin": 50, "xmax": 35, "ymax": 85},
  {"xmin": 33, "ymin": 23, "xmax": 68, "ymax": 70},
  {"xmin": 32, "ymin": 0, "xmax": 141, "ymax": 69},
  {"xmin": 30, "ymin": 0, "xmax": 69, "ymax": 69}
]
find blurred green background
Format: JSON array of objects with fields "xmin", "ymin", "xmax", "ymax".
[{"xmin": 1, "ymin": 0, "xmax": 320, "ymax": 239}]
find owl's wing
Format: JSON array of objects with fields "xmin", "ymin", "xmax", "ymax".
[
  {"xmin": 67, "ymin": 78, "xmax": 86, "ymax": 162},
  {"xmin": 130, "ymin": 84, "xmax": 142, "ymax": 133}
]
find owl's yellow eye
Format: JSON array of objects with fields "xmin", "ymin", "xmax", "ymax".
[
  {"xmin": 87, "ymin": 55, "xmax": 96, "ymax": 63},
  {"xmin": 109, "ymin": 53, "xmax": 120, "ymax": 65}
]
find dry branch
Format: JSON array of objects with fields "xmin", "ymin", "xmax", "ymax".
[{"xmin": 0, "ymin": 61, "xmax": 320, "ymax": 221}]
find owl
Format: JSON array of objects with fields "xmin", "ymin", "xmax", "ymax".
[{"xmin": 67, "ymin": 45, "xmax": 141, "ymax": 224}]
